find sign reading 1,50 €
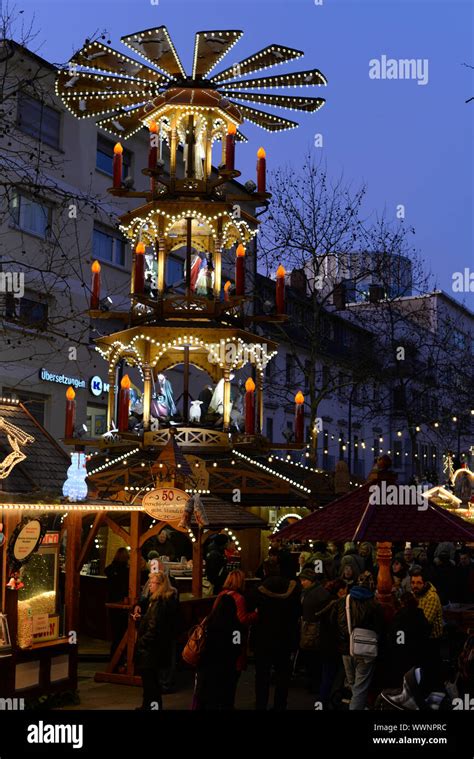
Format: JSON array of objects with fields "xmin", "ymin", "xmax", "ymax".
[{"xmin": 141, "ymin": 488, "xmax": 189, "ymax": 521}]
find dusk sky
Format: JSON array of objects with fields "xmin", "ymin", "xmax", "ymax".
[{"xmin": 15, "ymin": 0, "xmax": 474, "ymax": 309}]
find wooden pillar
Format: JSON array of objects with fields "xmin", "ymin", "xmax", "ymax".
[
  {"xmin": 221, "ymin": 128, "xmax": 226, "ymax": 166},
  {"xmin": 143, "ymin": 361, "xmax": 152, "ymax": 432},
  {"xmin": 205, "ymin": 116, "xmax": 213, "ymax": 179},
  {"xmin": 127, "ymin": 511, "xmax": 141, "ymax": 674},
  {"xmin": 183, "ymin": 345, "xmax": 190, "ymax": 424},
  {"xmin": 65, "ymin": 511, "xmax": 82, "ymax": 636},
  {"xmin": 257, "ymin": 369, "xmax": 264, "ymax": 435},
  {"xmin": 107, "ymin": 364, "xmax": 116, "ymax": 430},
  {"xmin": 185, "ymin": 217, "xmax": 193, "ymax": 296},
  {"xmin": 192, "ymin": 531, "xmax": 203, "ymax": 597},
  {"xmin": 170, "ymin": 113, "xmax": 177, "ymax": 179},
  {"xmin": 156, "ymin": 218, "xmax": 166, "ymax": 294},
  {"xmin": 223, "ymin": 368, "xmax": 231, "ymax": 431},
  {"xmin": 212, "ymin": 239, "xmax": 222, "ymax": 299}
]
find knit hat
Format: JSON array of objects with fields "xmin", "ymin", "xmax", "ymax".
[
  {"xmin": 147, "ymin": 550, "xmax": 160, "ymax": 560},
  {"xmin": 300, "ymin": 568, "xmax": 316, "ymax": 582}
]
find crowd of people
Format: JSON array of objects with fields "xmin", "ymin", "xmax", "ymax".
[{"xmin": 105, "ymin": 535, "xmax": 474, "ymax": 711}]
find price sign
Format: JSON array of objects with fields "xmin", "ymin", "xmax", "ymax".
[{"xmin": 141, "ymin": 487, "xmax": 189, "ymax": 521}]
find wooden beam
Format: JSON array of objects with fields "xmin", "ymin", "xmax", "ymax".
[
  {"xmin": 65, "ymin": 511, "xmax": 82, "ymax": 635},
  {"xmin": 127, "ymin": 512, "xmax": 141, "ymax": 676},
  {"xmin": 104, "ymin": 515, "xmax": 130, "ymax": 545},
  {"xmin": 77, "ymin": 512, "xmax": 106, "ymax": 572}
]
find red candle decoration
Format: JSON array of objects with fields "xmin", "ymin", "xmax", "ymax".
[
  {"xmin": 90, "ymin": 260, "xmax": 101, "ymax": 309},
  {"xmin": 65, "ymin": 386, "xmax": 76, "ymax": 439},
  {"xmin": 113, "ymin": 142, "xmax": 123, "ymax": 189},
  {"xmin": 134, "ymin": 242, "xmax": 146, "ymax": 294},
  {"xmin": 235, "ymin": 244, "xmax": 245, "ymax": 296},
  {"xmin": 245, "ymin": 377, "xmax": 256, "ymax": 434},
  {"xmin": 118, "ymin": 374, "xmax": 131, "ymax": 433},
  {"xmin": 257, "ymin": 147, "xmax": 266, "ymax": 193},
  {"xmin": 223, "ymin": 280, "xmax": 232, "ymax": 301},
  {"xmin": 148, "ymin": 121, "xmax": 158, "ymax": 169},
  {"xmin": 295, "ymin": 391, "xmax": 305, "ymax": 444},
  {"xmin": 226, "ymin": 123, "xmax": 236, "ymax": 171},
  {"xmin": 276, "ymin": 264, "xmax": 286, "ymax": 314}
]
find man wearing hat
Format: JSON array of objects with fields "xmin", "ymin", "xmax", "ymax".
[{"xmin": 299, "ymin": 568, "xmax": 331, "ymax": 694}]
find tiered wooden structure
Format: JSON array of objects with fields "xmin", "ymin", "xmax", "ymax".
[{"xmin": 54, "ymin": 26, "xmax": 327, "ymax": 685}]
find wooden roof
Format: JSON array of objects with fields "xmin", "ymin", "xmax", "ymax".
[{"xmin": 0, "ymin": 402, "xmax": 68, "ymax": 495}]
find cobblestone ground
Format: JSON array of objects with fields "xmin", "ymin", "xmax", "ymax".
[{"xmin": 59, "ymin": 660, "xmax": 317, "ymax": 711}]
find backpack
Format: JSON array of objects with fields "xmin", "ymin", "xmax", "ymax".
[
  {"xmin": 346, "ymin": 594, "xmax": 378, "ymax": 659},
  {"xmin": 182, "ymin": 618, "xmax": 207, "ymax": 668}
]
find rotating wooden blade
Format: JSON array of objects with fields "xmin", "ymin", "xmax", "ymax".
[
  {"xmin": 210, "ymin": 44, "xmax": 303, "ymax": 84},
  {"xmin": 62, "ymin": 94, "xmax": 151, "ymax": 119},
  {"xmin": 222, "ymin": 90, "xmax": 325, "ymax": 113},
  {"xmin": 222, "ymin": 69, "xmax": 327, "ymax": 90},
  {"xmin": 70, "ymin": 41, "xmax": 169, "ymax": 84},
  {"xmin": 121, "ymin": 26, "xmax": 186, "ymax": 78},
  {"xmin": 56, "ymin": 70, "xmax": 160, "ymax": 97},
  {"xmin": 192, "ymin": 30, "xmax": 243, "ymax": 79},
  {"xmin": 97, "ymin": 102, "xmax": 156, "ymax": 139},
  {"xmin": 236, "ymin": 104, "xmax": 298, "ymax": 131}
]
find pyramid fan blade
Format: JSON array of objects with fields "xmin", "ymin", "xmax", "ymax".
[
  {"xmin": 222, "ymin": 90, "xmax": 325, "ymax": 113},
  {"xmin": 235, "ymin": 130, "xmax": 248, "ymax": 143},
  {"xmin": 192, "ymin": 30, "xmax": 243, "ymax": 79},
  {"xmin": 56, "ymin": 70, "xmax": 158, "ymax": 96},
  {"xmin": 210, "ymin": 44, "xmax": 304, "ymax": 84},
  {"xmin": 71, "ymin": 41, "xmax": 169, "ymax": 84},
  {"xmin": 121, "ymin": 26, "xmax": 186, "ymax": 79},
  {"xmin": 222, "ymin": 69, "xmax": 328, "ymax": 90},
  {"xmin": 62, "ymin": 94, "xmax": 150, "ymax": 119},
  {"xmin": 97, "ymin": 103, "xmax": 154, "ymax": 139},
  {"xmin": 236, "ymin": 104, "xmax": 298, "ymax": 131}
]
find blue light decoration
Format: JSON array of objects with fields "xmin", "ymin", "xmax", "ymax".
[{"xmin": 62, "ymin": 452, "xmax": 88, "ymax": 502}]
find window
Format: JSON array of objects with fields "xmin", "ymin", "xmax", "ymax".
[
  {"xmin": 10, "ymin": 193, "xmax": 51, "ymax": 238},
  {"xmin": 17, "ymin": 92, "xmax": 61, "ymax": 149},
  {"xmin": 166, "ymin": 256, "xmax": 184, "ymax": 286},
  {"xmin": 86, "ymin": 405, "xmax": 107, "ymax": 437},
  {"xmin": 5, "ymin": 295, "xmax": 48, "ymax": 327},
  {"xmin": 96, "ymin": 135, "xmax": 131, "ymax": 178},
  {"xmin": 265, "ymin": 359, "xmax": 274, "ymax": 382},
  {"xmin": 93, "ymin": 227, "xmax": 126, "ymax": 267}
]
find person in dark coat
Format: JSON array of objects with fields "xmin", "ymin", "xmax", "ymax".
[
  {"xmin": 386, "ymin": 592, "xmax": 431, "ymax": 687},
  {"xmin": 432, "ymin": 551, "xmax": 458, "ymax": 605},
  {"xmin": 195, "ymin": 594, "xmax": 243, "ymax": 710},
  {"xmin": 105, "ymin": 547, "xmax": 129, "ymax": 660},
  {"xmin": 455, "ymin": 551, "xmax": 474, "ymax": 603},
  {"xmin": 134, "ymin": 571, "xmax": 178, "ymax": 710},
  {"xmin": 299, "ymin": 567, "xmax": 331, "ymax": 694},
  {"xmin": 254, "ymin": 563, "xmax": 301, "ymax": 710},
  {"xmin": 205, "ymin": 534, "xmax": 229, "ymax": 593}
]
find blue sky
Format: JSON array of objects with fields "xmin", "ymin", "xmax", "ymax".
[{"xmin": 14, "ymin": 0, "xmax": 474, "ymax": 309}]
